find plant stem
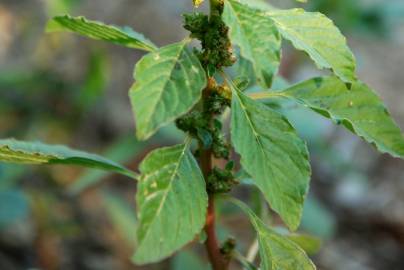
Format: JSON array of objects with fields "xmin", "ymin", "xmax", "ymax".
[
  {"xmin": 199, "ymin": 77, "xmax": 228, "ymax": 270},
  {"xmin": 200, "ymin": 2, "xmax": 230, "ymax": 269},
  {"xmin": 205, "ymin": 194, "xmax": 227, "ymax": 270},
  {"xmin": 199, "ymin": 146, "xmax": 227, "ymax": 270}
]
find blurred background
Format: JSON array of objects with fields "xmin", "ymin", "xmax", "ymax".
[{"xmin": 0, "ymin": 0, "xmax": 404, "ymax": 269}]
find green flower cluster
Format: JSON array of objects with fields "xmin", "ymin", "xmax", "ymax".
[
  {"xmin": 183, "ymin": 11, "xmax": 235, "ymax": 74},
  {"xmin": 206, "ymin": 162, "xmax": 238, "ymax": 193},
  {"xmin": 175, "ymin": 87, "xmax": 231, "ymax": 160}
]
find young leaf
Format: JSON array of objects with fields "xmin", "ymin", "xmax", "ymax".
[
  {"xmin": 266, "ymin": 9, "xmax": 356, "ymax": 83},
  {"xmin": 223, "ymin": 0, "xmax": 281, "ymax": 88},
  {"xmin": 46, "ymin": 15, "xmax": 157, "ymax": 51},
  {"xmin": 130, "ymin": 40, "xmax": 207, "ymax": 140},
  {"xmin": 0, "ymin": 139, "xmax": 136, "ymax": 178},
  {"xmin": 231, "ymin": 199, "xmax": 316, "ymax": 270},
  {"xmin": 134, "ymin": 143, "xmax": 208, "ymax": 264},
  {"xmin": 231, "ymin": 87, "xmax": 311, "ymax": 230},
  {"xmin": 232, "ymin": 48, "xmax": 256, "ymax": 88},
  {"xmin": 281, "ymin": 76, "xmax": 404, "ymax": 158}
]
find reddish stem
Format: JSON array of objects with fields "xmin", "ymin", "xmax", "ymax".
[
  {"xmin": 199, "ymin": 146, "xmax": 228, "ymax": 270},
  {"xmin": 205, "ymin": 194, "xmax": 227, "ymax": 270}
]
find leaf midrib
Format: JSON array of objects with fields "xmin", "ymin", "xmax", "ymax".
[
  {"xmin": 135, "ymin": 41, "xmax": 195, "ymax": 139},
  {"xmin": 53, "ymin": 16, "xmax": 156, "ymax": 51},
  {"xmin": 233, "ymin": 90, "xmax": 284, "ymax": 201},
  {"xmin": 266, "ymin": 12, "xmax": 330, "ymax": 69},
  {"xmin": 227, "ymin": 1, "xmax": 268, "ymax": 80},
  {"xmin": 138, "ymin": 143, "xmax": 189, "ymax": 247}
]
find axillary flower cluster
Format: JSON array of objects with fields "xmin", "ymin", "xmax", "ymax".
[{"xmin": 178, "ymin": 2, "xmax": 238, "ymax": 194}]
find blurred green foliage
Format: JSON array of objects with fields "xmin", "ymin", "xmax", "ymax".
[{"xmin": 307, "ymin": 0, "xmax": 404, "ymax": 36}]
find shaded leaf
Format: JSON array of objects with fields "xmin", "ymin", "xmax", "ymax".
[
  {"xmin": 282, "ymin": 76, "xmax": 404, "ymax": 158},
  {"xmin": 0, "ymin": 139, "xmax": 136, "ymax": 178},
  {"xmin": 231, "ymin": 48, "xmax": 257, "ymax": 88},
  {"xmin": 223, "ymin": 0, "xmax": 281, "ymax": 87},
  {"xmin": 130, "ymin": 40, "xmax": 207, "ymax": 140},
  {"xmin": 287, "ymin": 234, "xmax": 322, "ymax": 255},
  {"xmin": 134, "ymin": 143, "xmax": 208, "ymax": 264},
  {"xmin": 231, "ymin": 87, "xmax": 311, "ymax": 230},
  {"xmin": 46, "ymin": 15, "xmax": 157, "ymax": 51},
  {"xmin": 266, "ymin": 8, "xmax": 356, "ymax": 83}
]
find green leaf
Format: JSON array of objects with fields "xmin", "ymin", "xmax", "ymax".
[
  {"xmin": 70, "ymin": 125, "xmax": 185, "ymax": 194},
  {"xmin": 0, "ymin": 139, "xmax": 136, "ymax": 178},
  {"xmin": 223, "ymin": 0, "xmax": 281, "ymax": 88},
  {"xmin": 281, "ymin": 76, "xmax": 404, "ymax": 158},
  {"xmin": 238, "ymin": 0, "xmax": 274, "ymax": 10},
  {"xmin": 231, "ymin": 87, "xmax": 311, "ymax": 230},
  {"xmin": 233, "ymin": 59, "xmax": 256, "ymax": 88},
  {"xmin": 266, "ymin": 8, "xmax": 356, "ymax": 83},
  {"xmin": 287, "ymin": 234, "xmax": 322, "ymax": 255},
  {"xmin": 130, "ymin": 40, "xmax": 207, "ymax": 140},
  {"xmin": 46, "ymin": 15, "xmax": 157, "ymax": 51},
  {"xmin": 69, "ymin": 135, "xmax": 148, "ymax": 194},
  {"xmin": 231, "ymin": 199, "xmax": 316, "ymax": 270},
  {"xmin": 134, "ymin": 142, "xmax": 208, "ymax": 264}
]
